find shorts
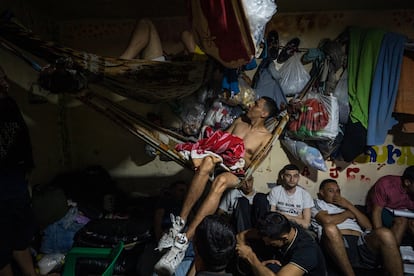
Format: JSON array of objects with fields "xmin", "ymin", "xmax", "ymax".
[
  {"xmin": 0, "ymin": 191, "xmax": 36, "ymax": 268},
  {"xmin": 381, "ymin": 208, "xmax": 395, "ymax": 228},
  {"xmin": 343, "ymin": 232, "xmax": 379, "ymax": 269}
]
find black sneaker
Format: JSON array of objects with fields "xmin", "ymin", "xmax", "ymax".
[{"xmin": 277, "ymin": 37, "xmax": 300, "ymax": 63}]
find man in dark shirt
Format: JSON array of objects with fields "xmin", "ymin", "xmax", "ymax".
[
  {"xmin": 0, "ymin": 66, "xmax": 37, "ymax": 276},
  {"xmin": 236, "ymin": 212, "xmax": 327, "ymax": 276}
]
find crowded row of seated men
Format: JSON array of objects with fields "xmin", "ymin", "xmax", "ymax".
[{"xmin": 152, "ymin": 164, "xmax": 414, "ymax": 276}]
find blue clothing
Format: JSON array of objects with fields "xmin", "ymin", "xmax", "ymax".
[
  {"xmin": 40, "ymin": 207, "xmax": 87, "ymax": 253},
  {"xmin": 367, "ymin": 32, "xmax": 406, "ymax": 145},
  {"xmin": 252, "ymin": 60, "xmax": 287, "ymax": 111}
]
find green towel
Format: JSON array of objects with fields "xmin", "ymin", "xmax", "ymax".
[{"xmin": 347, "ymin": 27, "xmax": 386, "ymax": 129}]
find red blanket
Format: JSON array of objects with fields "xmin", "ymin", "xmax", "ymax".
[
  {"xmin": 190, "ymin": 0, "xmax": 255, "ymax": 68},
  {"xmin": 175, "ymin": 126, "xmax": 245, "ymax": 171}
]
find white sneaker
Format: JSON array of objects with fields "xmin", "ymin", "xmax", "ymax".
[
  {"xmin": 156, "ymin": 214, "xmax": 185, "ymax": 251},
  {"xmin": 154, "ymin": 233, "xmax": 189, "ymax": 275}
]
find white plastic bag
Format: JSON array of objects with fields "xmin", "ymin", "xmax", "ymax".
[
  {"xmin": 38, "ymin": 253, "xmax": 65, "ymax": 275},
  {"xmin": 241, "ymin": 0, "xmax": 277, "ymax": 57},
  {"xmin": 279, "ymin": 53, "xmax": 310, "ymax": 96},
  {"xmin": 281, "ymin": 137, "xmax": 327, "ymax": 172}
]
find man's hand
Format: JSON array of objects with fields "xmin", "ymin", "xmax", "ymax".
[
  {"xmin": 236, "ymin": 243, "xmax": 255, "ymax": 262},
  {"xmin": 332, "ymin": 195, "xmax": 353, "ymax": 209}
]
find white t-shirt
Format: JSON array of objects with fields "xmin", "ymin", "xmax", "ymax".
[
  {"xmin": 218, "ymin": 188, "xmax": 257, "ymax": 215},
  {"xmin": 267, "ymin": 185, "xmax": 314, "ymax": 217},
  {"xmin": 311, "ymin": 198, "xmax": 363, "ymax": 239}
]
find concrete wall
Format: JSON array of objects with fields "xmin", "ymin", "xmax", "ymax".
[{"xmin": 1, "ymin": 8, "xmax": 414, "ymax": 203}]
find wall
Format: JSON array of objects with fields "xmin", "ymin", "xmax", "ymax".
[{"xmin": 1, "ymin": 8, "xmax": 414, "ymax": 203}]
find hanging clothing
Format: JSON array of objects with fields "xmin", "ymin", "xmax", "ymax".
[
  {"xmin": 347, "ymin": 27, "xmax": 386, "ymax": 129},
  {"xmin": 366, "ymin": 32, "xmax": 406, "ymax": 145},
  {"xmin": 394, "ymin": 54, "xmax": 414, "ymax": 115},
  {"xmin": 340, "ymin": 27, "xmax": 385, "ymax": 162},
  {"xmin": 252, "ymin": 59, "xmax": 287, "ymax": 111}
]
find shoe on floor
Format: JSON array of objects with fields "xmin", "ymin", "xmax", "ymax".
[
  {"xmin": 277, "ymin": 37, "xmax": 300, "ymax": 63},
  {"xmin": 154, "ymin": 233, "xmax": 189, "ymax": 275},
  {"xmin": 156, "ymin": 214, "xmax": 185, "ymax": 251}
]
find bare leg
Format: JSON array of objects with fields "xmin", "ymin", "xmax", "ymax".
[
  {"xmin": 12, "ymin": 249, "xmax": 36, "ymax": 276},
  {"xmin": 365, "ymin": 228, "xmax": 403, "ymax": 276},
  {"xmin": 120, "ymin": 18, "xmax": 163, "ymax": 60},
  {"xmin": 0, "ymin": 264, "xmax": 13, "ymax": 276},
  {"xmin": 391, "ymin": 217, "xmax": 408, "ymax": 245},
  {"xmin": 185, "ymin": 172, "xmax": 239, "ymax": 239},
  {"xmin": 179, "ymin": 156, "xmax": 215, "ymax": 222},
  {"xmin": 321, "ymin": 224, "xmax": 355, "ymax": 276},
  {"xmin": 181, "ymin": 30, "xmax": 196, "ymax": 54},
  {"xmin": 408, "ymin": 219, "xmax": 414, "ymax": 238}
]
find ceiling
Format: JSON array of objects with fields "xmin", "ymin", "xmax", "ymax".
[{"xmin": 6, "ymin": 0, "xmax": 414, "ymax": 20}]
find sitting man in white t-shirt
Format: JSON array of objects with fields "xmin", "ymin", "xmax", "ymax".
[
  {"xmin": 217, "ymin": 176, "xmax": 268, "ymax": 232},
  {"xmin": 311, "ymin": 178, "xmax": 403, "ymax": 276},
  {"xmin": 267, "ymin": 164, "xmax": 314, "ymax": 229}
]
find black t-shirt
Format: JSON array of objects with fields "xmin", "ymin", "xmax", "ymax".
[
  {"xmin": 275, "ymin": 227, "xmax": 327, "ymax": 276},
  {"xmin": 0, "ymin": 96, "xmax": 33, "ymax": 171},
  {"xmin": 0, "ymin": 96, "xmax": 33, "ymax": 199}
]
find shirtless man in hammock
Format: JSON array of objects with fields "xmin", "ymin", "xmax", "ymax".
[{"xmin": 154, "ymin": 96, "xmax": 278, "ymax": 275}]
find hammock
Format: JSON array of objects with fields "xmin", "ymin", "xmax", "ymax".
[
  {"xmin": 0, "ymin": 14, "xmax": 327, "ymax": 178},
  {"xmin": 0, "ymin": 17, "xmax": 207, "ymax": 103},
  {"xmin": 0, "ymin": 14, "xmax": 292, "ymax": 179},
  {"xmin": 76, "ymin": 90, "xmax": 290, "ymax": 178}
]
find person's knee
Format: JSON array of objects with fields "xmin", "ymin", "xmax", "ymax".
[
  {"xmin": 211, "ymin": 175, "xmax": 228, "ymax": 194},
  {"xmin": 198, "ymin": 157, "xmax": 215, "ymax": 174},
  {"xmin": 372, "ymin": 227, "xmax": 398, "ymax": 245},
  {"xmin": 322, "ymin": 224, "xmax": 341, "ymax": 239}
]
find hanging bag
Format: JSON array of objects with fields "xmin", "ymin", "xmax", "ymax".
[
  {"xmin": 279, "ymin": 53, "xmax": 310, "ymax": 96},
  {"xmin": 287, "ymin": 91, "xmax": 339, "ymax": 140}
]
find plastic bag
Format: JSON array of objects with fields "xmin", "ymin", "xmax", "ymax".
[
  {"xmin": 38, "ymin": 253, "xmax": 65, "ymax": 275},
  {"xmin": 288, "ymin": 91, "xmax": 339, "ymax": 140},
  {"xmin": 203, "ymin": 100, "xmax": 244, "ymax": 130},
  {"xmin": 279, "ymin": 53, "xmax": 310, "ymax": 96},
  {"xmin": 177, "ymin": 96, "xmax": 206, "ymax": 136},
  {"xmin": 281, "ymin": 137, "xmax": 327, "ymax": 171},
  {"xmin": 241, "ymin": 0, "xmax": 277, "ymax": 57},
  {"xmin": 332, "ymin": 69, "xmax": 350, "ymax": 124},
  {"xmin": 220, "ymin": 74, "xmax": 256, "ymax": 109}
]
